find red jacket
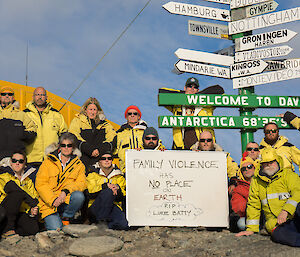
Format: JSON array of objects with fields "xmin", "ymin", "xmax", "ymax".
[{"xmin": 231, "ymin": 180, "xmax": 250, "ymax": 217}]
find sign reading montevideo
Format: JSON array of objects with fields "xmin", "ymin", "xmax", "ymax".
[
  {"xmin": 162, "ymin": 2, "xmax": 231, "ymax": 22},
  {"xmin": 126, "ymin": 150, "xmax": 228, "ymax": 227},
  {"xmin": 188, "ymin": 20, "xmax": 229, "ymax": 40}
]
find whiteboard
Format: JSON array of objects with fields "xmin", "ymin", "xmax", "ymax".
[{"xmin": 126, "ymin": 150, "xmax": 229, "ymax": 227}]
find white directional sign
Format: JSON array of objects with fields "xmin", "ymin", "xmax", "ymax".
[
  {"xmin": 231, "ymin": 60, "xmax": 268, "ymax": 78},
  {"xmin": 235, "ymin": 45, "xmax": 293, "ymax": 62},
  {"xmin": 284, "ymin": 59, "xmax": 300, "ymax": 69},
  {"xmin": 229, "ymin": 7, "xmax": 300, "ymax": 35},
  {"xmin": 162, "ymin": 2, "xmax": 231, "ymax": 22},
  {"xmin": 231, "ymin": 0, "xmax": 270, "ymax": 9},
  {"xmin": 175, "ymin": 60, "xmax": 231, "ymax": 79},
  {"xmin": 204, "ymin": 0, "xmax": 230, "ymax": 4},
  {"xmin": 233, "ymin": 67, "xmax": 300, "ymax": 89},
  {"xmin": 188, "ymin": 20, "xmax": 229, "ymax": 40},
  {"xmin": 265, "ymin": 60, "xmax": 286, "ymax": 72},
  {"xmin": 246, "ymin": 1, "xmax": 278, "ymax": 18},
  {"xmin": 175, "ymin": 48, "xmax": 234, "ymax": 66},
  {"xmin": 235, "ymin": 29, "xmax": 297, "ymax": 52}
]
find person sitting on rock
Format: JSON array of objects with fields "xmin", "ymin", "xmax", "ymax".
[
  {"xmin": 0, "ymin": 151, "xmax": 39, "ymax": 238},
  {"xmin": 86, "ymin": 145, "xmax": 128, "ymax": 230}
]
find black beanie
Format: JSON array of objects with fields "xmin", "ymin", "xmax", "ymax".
[
  {"xmin": 99, "ymin": 142, "xmax": 113, "ymax": 157},
  {"xmin": 142, "ymin": 127, "xmax": 159, "ymax": 141}
]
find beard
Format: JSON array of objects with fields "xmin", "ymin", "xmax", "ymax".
[
  {"xmin": 144, "ymin": 142, "xmax": 157, "ymax": 149},
  {"xmin": 262, "ymin": 165, "xmax": 279, "ymax": 177}
]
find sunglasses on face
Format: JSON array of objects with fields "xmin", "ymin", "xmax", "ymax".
[
  {"xmin": 1, "ymin": 93, "xmax": 14, "ymax": 96},
  {"xmin": 199, "ymin": 138, "xmax": 213, "ymax": 143},
  {"xmin": 186, "ymin": 84, "xmax": 199, "ymax": 89},
  {"xmin": 60, "ymin": 144, "xmax": 73, "ymax": 148},
  {"xmin": 11, "ymin": 158, "xmax": 25, "ymax": 164},
  {"xmin": 241, "ymin": 164, "xmax": 254, "ymax": 172},
  {"xmin": 145, "ymin": 136, "xmax": 158, "ymax": 141},
  {"xmin": 100, "ymin": 156, "xmax": 113, "ymax": 161},
  {"xmin": 127, "ymin": 112, "xmax": 138, "ymax": 116},
  {"xmin": 265, "ymin": 129, "xmax": 278, "ymax": 134},
  {"xmin": 247, "ymin": 147, "xmax": 259, "ymax": 152}
]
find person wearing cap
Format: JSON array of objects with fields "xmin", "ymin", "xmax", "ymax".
[
  {"xmin": 0, "ymin": 86, "xmax": 37, "ymax": 162},
  {"xmin": 86, "ymin": 146, "xmax": 128, "ymax": 230},
  {"xmin": 69, "ymin": 97, "xmax": 116, "ymax": 171},
  {"xmin": 24, "ymin": 87, "xmax": 67, "ymax": 168},
  {"xmin": 111, "ymin": 105, "xmax": 147, "ymax": 173},
  {"xmin": 159, "ymin": 77, "xmax": 224, "ymax": 150},
  {"xmin": 259, "ymin": 122, "xmax": 300, "ymax": 172},
  {"xmin": 141, "ymin": 127, "xmax": 165, "ymax": 150},
  {"xmin": 236, "ymin": 148, "xmax": 300, "ymax": 247}
]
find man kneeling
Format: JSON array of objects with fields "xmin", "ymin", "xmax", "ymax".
[{"xmin": 87, "ymin": 146, "xmax": 128, "ymax": 230}]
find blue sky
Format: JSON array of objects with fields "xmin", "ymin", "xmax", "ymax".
[{"xmin": 0, "ymin": 0, "xmax": 299, "ymax": 163}]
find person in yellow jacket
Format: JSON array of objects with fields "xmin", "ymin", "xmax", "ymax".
[
  {"xmin": 259, "ymin": 122, "xmax": 300, "ymax": 172},
  {"xmin": 0, "ymin": 86, "xmax": 37, "ymax": 161},
  {"xmin": 69, "ymin": 97, "xmax": 116, "ymax": 170},
  {"xmin": 282, "ymin": 111, "xmax": 300, "ymax": 131},
  {"xmin": 0, "ymin": 151, "xmax": 39, "ymax": 237},
  {"xmin": 159, "ymin": 77, "xmax": 224, "ymax": 150},
  {"xmin": 36, "ymin": 132, "xmax": 86, "ymax": 230},
  {"xmin": 236, "ymin": 148, "xmax": 300, "ymax": 247},
  {"xmin": 112, "ymin": 105, "xmax": 147, "ymax": 173},
  {"xmin": 24, "ymin": 87, "xmax": 67, "ymax": 167},
  {"xmin": 86, "ymin": 146, "xmax": 128, "ymax": 230}
]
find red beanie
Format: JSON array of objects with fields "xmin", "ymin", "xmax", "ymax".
[{"xmin": 124, "ymin": 105, "xmax": 141, "ymax": 118}]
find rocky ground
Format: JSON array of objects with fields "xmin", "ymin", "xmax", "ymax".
[{"xmin": 0, "ymin": 224, "xmax": 299, "ymax": 257}]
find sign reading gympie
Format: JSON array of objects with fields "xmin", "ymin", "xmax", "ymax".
[{"xmin": 126, "ymin": 150, "xmax": 229, "ymax": 227}]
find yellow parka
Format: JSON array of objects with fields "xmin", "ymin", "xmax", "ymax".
[
  {"xmin": 24, "ymin": 102, "xmax": 68, "ymax": 163},
  {"xmin": 283, "ymin": 111, "xmax": 300, "ymax": 131},
  {"xmin": 36, "ymin": 149, "xmax": 87, "ymax": 219},
  {"xmin": 86, "ymin": 164, "xmax": 126, "ymax": 209},
  {"xmin": 246, "ymin": 149, "xmax": 300, "ymax": 233},
  {"xmin": 0, "ymin": 167, "xmax": 38, "ymax": 213},
  {"xmin": 112, "ymin": 120, "xmax": 147, "ymax": 173},
  {"xmin": 260, "ymin": 135, "xmax": 300, "ymax": 172},
  {"xmin": 141, "ymin": 139, "xmax": 166, "ymax": 151}
]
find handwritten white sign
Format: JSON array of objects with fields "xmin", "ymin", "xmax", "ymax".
[{"xmin": 126, "ymin": 150, "xmax": 228, "ymax": 227}]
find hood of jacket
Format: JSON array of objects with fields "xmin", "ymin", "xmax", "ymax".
[
  {"xmin": 118, "ymin": 119, "xmax": 147, "ymax": 132},
  {"xmin": 191, "ymin": 141, "xmax": 223, "ymax": 152},
  {"xmin": 45, "ymin": 143, "xmax": 82, "ymax": 159},
  {"xmin": 25, "ymin": 101, "xmax": 54, "ymax": 114},
  {"xmin": 260, "ymin": 135, "xmax": 289, "ymax": 149}
]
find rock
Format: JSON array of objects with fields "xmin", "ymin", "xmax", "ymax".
[
  {"xmin": 63, "ymin": 224, "xmax": 98, "ymax": 237},
  {"xmin": 69, "ymin": 236, "xmax": 124, "ymax": 256},
  {"xmin": 35, "ymin": 232, "xmax": 53, "ymax": 251},
  {"xmin": 3, "ymin": 234, "xmax": 22, "ymax": 245},
  {"xmin": 0, "ymin": 248, "xmax": 14, "ymax": 256}
]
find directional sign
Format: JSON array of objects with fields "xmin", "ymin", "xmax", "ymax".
[
  {"xmin": 284, "ymin": 59, "xmax": 300, "ymax": 69},
  {"xmin": 230, "ymin": 60, "xmax": 268, "ymax": 78},
  {"xmin": 175, "ymin": 60, "xmax": 231, "ymax": 79},
  {"xmin": 229, "ymin": 7, "xmax": 300, "ymax": 35},
  {"xmin": 265, "ymin": 60, "xmax": 286, "ymax": 72},
  {"xmin": 233, "ymin": 67, "xmax": 300, "ymax": 89},
  {"xmin": 231, "ymin": 0, "xmax": 270, "ymax": 9},
  {"xmin": 215, "ymin": 45, "xmax": 235, "ymax": 56},
  {"xmin": 162, "ymin": 2, "xmax": 231, "ymax": 22},
  {"xmin": 235, "ymin": 29, "xmax": 297, "ymax": 52},
  {"xmin": 158, "ymin": 93, "xmax": 300, "ymax": 109},
  {"xmin": 231, "ymin": 1, "xmax": 278, "ymax": 21},
  {"xmin": 159, "ymin": 116, "xmax": 291, "ymax": 129},
  {"xmin": 204, "ymin": 0, "xmax": 230, "ymax": 4},
  {"xmin": 234, "ymin": 45, "xmax": 293, "ymax": 62},
  {"xmin": 175, "ymin": 48, "xmax": 234, "ymax": 66},
  {"xmin": 188, "ymin": 20, "xmax": 229, "ymax": 40}
]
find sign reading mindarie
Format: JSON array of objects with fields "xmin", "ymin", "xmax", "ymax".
[{"xmin": 126, "ymin": 150, "xmax": 228, "ymax": 227}]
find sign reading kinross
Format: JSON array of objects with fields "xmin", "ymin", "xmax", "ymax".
[{"xmin": 126, "ymin": 150, "xmax": 229, "ymax": 227}]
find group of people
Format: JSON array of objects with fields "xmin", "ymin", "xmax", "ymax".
[{"xmin": 1, "ymin": 78, "xmax": 300, "ymax": 247}]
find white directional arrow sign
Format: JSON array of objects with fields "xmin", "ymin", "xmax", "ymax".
[
  {"xmin": 265, "ymin": 60, "xmax": 286, "ymax": 72},
  {"xmin": 204, "ymin": 0, "xmax": 230, "ymax": 4},
  {"xmin": 235, "ymin": 29, "xmax": 297, "ymax": 52},
  {"xmin": 188, "ymin": 20, "xmax": 229, "ymax": 40},
  {"xmin": 231, "ymin": 60, "xmax": 268, "ymax": 78},
  {"xmin": 175, "ymin": 60, "xmax": 230, "ymax": 79},
  {"xmin": 229, "ymin": 7, "xmax": 300, "ymax": 34},
  {"xmin": 162, "ymin": 2, "xmax": 231, "ymax": 22},
  {"xmin": 232, "ymin": 67, "xmax": 300, "ymax": 89},
  {"xmin": 231, "ymin": 0, "xmax": 270, "ymax": 9},
  {"xmin": 246, "ymin": 1, "xmax": 278, "ymax": 18},
  {"xmin": 235, "ymin": 45, "xmax": 293, "ymax": 62},
  {"xmin": 175, "ymin": 48, "xmax": 234, "ymax": 66}
]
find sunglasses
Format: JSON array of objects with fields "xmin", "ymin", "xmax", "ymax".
[
  {"xmin": 127, "ymin": 112, "xmax": 138, "ymax": 116},
  {"xmin": 186, "ymin": 84, "xmax": 199, "ymax": 89},
  {"xmin": 246, "ymin": 147, "xmax": 259, "ymax": 152},
  {"xmin": 11, "ymin": 158, "xmax": 25, "ymax": 164},
  {"xmin": 145, "ymin": 136, "xmax": 158, "ymax": 141},
  {"xmin": 60, "ymin": 144, "xmax": 73, "ymax": 148},
  {"xmin": 265, "ymin": 129, "xmax": 278, "ymax": 134},
  {"xmin": 241, "ymin": 164, "xmax": 254, "ymax": 172},
  {"xmin": 1, "ymin": 92, "xmax": 14, "ymax": 96},
  {"xmin": 200, "ymin": 138, "xmax": 213, "ymax": 143},
  {"xmin": 100, "ymin": 156, "xmax": 113, "ymax": 161}
]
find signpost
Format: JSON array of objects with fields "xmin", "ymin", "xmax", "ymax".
[
  {"xmin": 188, "ymin": 20, "xmax": 229, "ymax": 40},
  {"xmin": 230, "ymin": 60, "xmax": 268, "ymax": 78},
  {"xmin": 234, "ymin": 45, "xmax": 293, "ymax": 62},
  {"xmin": 162, "ymin": 2, "xmax": 231, "ymax": 21},
  {"xmin": 235, "ymin": 29, "xmax": 297, "ymax": 52},
  {"xmin": 231, "ymin": 0, "xmax": 270, "ymax": 9}
]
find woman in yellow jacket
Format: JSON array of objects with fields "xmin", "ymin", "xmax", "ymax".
[
  {"xmin": 36, "ymin": 132, "xmax": 87, "ymax": 230},
  {"xmin": 0, "ymin": 151, "xmax": 39, "ymax": 237},
  {"xmin": 87, "ymin": 146, "xmax": 128, "ymax": 230}
]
